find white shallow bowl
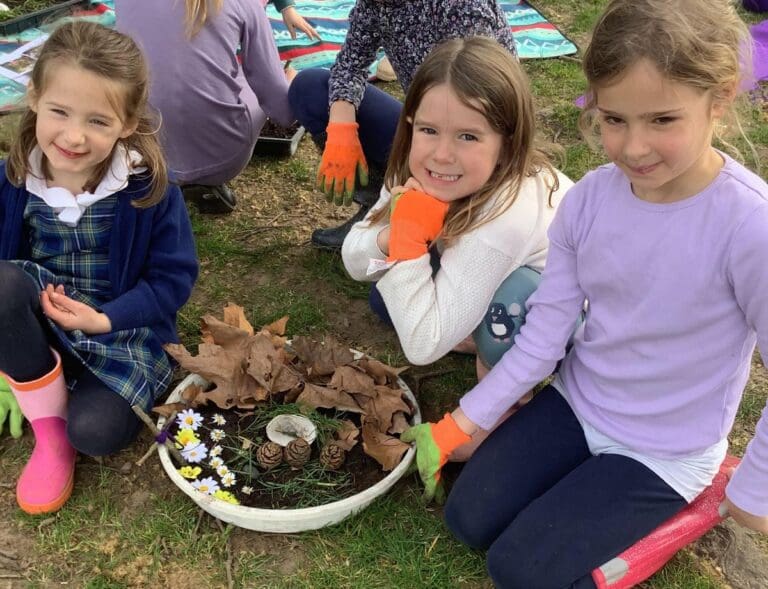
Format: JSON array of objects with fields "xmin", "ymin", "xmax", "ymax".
[{"xmin": 157, "ymin": 357, "xmax": 420, "ymax": 533}]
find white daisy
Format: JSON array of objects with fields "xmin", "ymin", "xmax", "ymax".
[
  {"xmin": 181, "ymin": 441, "xmax": 208, "ymax": 464},
  {"xmin": 211, "ymin": 414, "xmax": 227, "ymax": 426},
  {"xmin": 176, "ymin": 409, "xmax": 204, "ymax": 431},
  {"xmin": 210, "ymin": 445, "xmax": 223, "ymax": 457},
  {"xmin": 216, "ymin": 464, "xmax": 230, "ymax": 477},
  {"xmin": 210, "ymin": 429, "xmax": 226, "ymax": 442},
  {"xmin": 192, "ymin": 476, "xmax": 220, "ymax": 495},
  {"xmin": 221, "ymin": 472, "xmax": 237, "ymax": 488},
  {"xmin": 241, "ymin": 485, "xmax": 254, "ymax": 495},
  {"xmin": 209, "ymin": 456, "xmax": 224, "ymax": 469}
]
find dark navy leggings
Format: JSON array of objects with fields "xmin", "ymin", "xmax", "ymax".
[
  {"xmin": 444, "ymin": 385, "xmax": 687, "ymax": 589},
  {"xmin": 0, "ymin": 261, "xmax": 142, "ymax": 456}
]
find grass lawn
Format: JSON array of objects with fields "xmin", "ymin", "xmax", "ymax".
[{"xmin": 0, "ymin": 1, "xmax": 767, "ymax": 587}]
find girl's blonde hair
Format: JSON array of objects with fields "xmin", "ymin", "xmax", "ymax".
[
  {"xmin": 579, "ymin": 0, "xmax": 751, "ymax": 152},
  {"xmin": 6, "ymin": 21, "xmax": 167, "ymax": 208},
  {"xmin": 376, "ymin": 36, "xmax": 559, "ymax": 242},
  {"xmin": 184, "ymin": 0, "xmax": 223, "ymax": 38}
]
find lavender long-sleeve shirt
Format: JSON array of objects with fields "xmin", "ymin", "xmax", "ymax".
[
  {"xmin": 461, "ymin": 158, "xmax": 768, "ymax": 516},
  {"xmin": 329, "ymin": 0, "xmax": 516, "ymax": 107},
  {"xmin": 116, "ymin": 0, "xmax": 293, "ymax": 183}
]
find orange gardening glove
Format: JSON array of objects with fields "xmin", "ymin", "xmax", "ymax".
[
  {"xmin": 316, "ymin": 122, "xmax": 369, "ymax": 206},
  {"xmin": 387, "ymin": 189, "xmax": 449, "ymax": 262},
  {"xmin": 400, "ymin": 413, "xmax": 472, "ymax": 503}
]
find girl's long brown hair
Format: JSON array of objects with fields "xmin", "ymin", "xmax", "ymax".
[
  {"xmin": 184, "ymin": 0, "xmax": 223, "ymax": 38},
  {"xmin": 372, "ymin": 36, "xmax": 559, "ymax": 242},
  {"xmin": 6, "ymin": 21, "xmax": 168, "ymax": 208}
]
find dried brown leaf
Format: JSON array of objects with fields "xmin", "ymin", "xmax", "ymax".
[
  {"xmin": 262, "ymin": 315, "xmax": 289, "ymax": 336},
  {"xmin": 199, "ymin": 315, "xmax": 252, "ymax": 353},
  {"xmin": 356, "ymin": 357, "xmax": 409, "ymax": 387},
  {"xmin": 223, "ymin": 303, "xmax": 254, "ymax": 335},
  {"xmin": 389, "ymin": 412, "xmax": 410, "ymax": 435},
  {"xmin": 362, "ymin": 419, "xmax": 410, "ymax": 471},
  {"xmin": 151, "ymin": 402, "xmax": 186, "ymax": 418},
  {"xmin": 295, "ymin": 383, "xmax": 363, "ymax": 414},
  {"xmin": 181, "ymin": 383, "xmax": 205, "ymax": 404},
  {"xmin": 334, "ymin": 419, "xmax": 360, "ymax": 451},
  {"xmin": 329, "ymin": 366, "xmax": 376, "ymax": 396},
  {"xmin": 291, "ymin": 335, "xmax": 354, "ymax": 376},
  {"xmin": 356, "ymin": 386, "xmax": 412, "ymax": 433}
]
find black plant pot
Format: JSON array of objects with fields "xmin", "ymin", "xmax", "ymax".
[
  {"xmin": 252, "ymin": 123, "xmax": 305, "ymax": 158},
  {"xmin": 0, "ymin": 0, "xmax": 89, "ymax": 36}
]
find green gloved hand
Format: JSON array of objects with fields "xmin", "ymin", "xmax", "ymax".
[
  {"xmin": 400, "ymin": 413, "xmax": 471, "ymax": 503},
  {"xmin": 0, "ymin": 375, "xmax": 23, "ymax": 439}
]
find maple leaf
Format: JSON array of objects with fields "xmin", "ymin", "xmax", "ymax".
[
  {"xmin": 291, "ymin": 335, "xmax": 354, "ymax": 376},
  {"xmin": 295, "ymin": 382, "xmax": 363, "ymax": 414},
  {"xmin": 355, "ymin": 357, "xmax": 409, "ymax": 387},
  {"xmin": 329, "ymin": 366, "xmax": 376, "ymax": 396},
  {"xmin": 355, "ymin": 386, "xmax": 412, "ymax": 433},
  {"xmin": 333, "ymin": 419, "xmax": 360, "ymax": 451},
  {"xmin": 222, "ymin": 303, "xmax": 254, "ymax": 334},
  {"xmin": 362, "ymin": 418, "xmax": 410, "ymax": 471}
]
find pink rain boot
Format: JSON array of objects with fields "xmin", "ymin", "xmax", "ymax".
[{"xmin": 4, "ymin": 350, "xmax": 76, "ymax": 514}]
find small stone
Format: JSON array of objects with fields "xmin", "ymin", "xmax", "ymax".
[
  {"xmin": 284, "ymin": 438, "xmax": 311, "ymax": 469},
  {"xmin": 256, "ymin": 441, "xmax": 283, "ymax": 470},
  {"xmin": 319, "ymin": 442, "xmax": 346, "ymax": 470},
  {"xmin": 119, "ymin": 461, "xmax": 133, "ymax": 475}
]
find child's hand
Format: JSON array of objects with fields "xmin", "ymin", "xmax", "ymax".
[
  {"xmin": 724, "ymin": 465, "xmax": 768, "ymax": 533},
  {"xmin": 317, "ymin": 122, "xmax": 369, "ymax": 205},
  {"xmin": 724, "ymin": 497, "xmax": 768, "ymax": 533},
  {"xmin": 0, "ymin": 377, "xmax": 23, "ymax": 439},
  {"xmin": 400, "ymin": 412, "xmax": 472, "ymax": 503},
  {"xmin": 41, "ymin": 284, "xmax": 112, "ymax": 335},
  {"xmin": 389, "ymin": 177, "xmax": 425, "ymax": 216},
  {"xmin": 281, "ymin": 6, "xmax": 320, "ymax": 41},
  {"xmin": 387, "ymin": 189, "xmax": 449, "ymax": 262}
]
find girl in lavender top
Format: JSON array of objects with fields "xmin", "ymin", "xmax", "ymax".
[{"xmin": 401, "ymin": 0, "xmax": 768, "ymax": 586}]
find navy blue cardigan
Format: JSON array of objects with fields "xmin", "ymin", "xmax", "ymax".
[{"xmin": 0, "ymin": 162, "xmax": 198, "ymax": 344}]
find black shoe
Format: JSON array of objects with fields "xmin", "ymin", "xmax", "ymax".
[
  {"xmin": 311, "ymin": 204, "xmax": 372, "ymax": 250},
  {"xmin": 182, "ymin": 184, "xmax": 237, "ymax": 214}
]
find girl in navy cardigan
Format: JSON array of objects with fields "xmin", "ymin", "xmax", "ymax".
[{"xmin": 0, "ymin": 22, "xmax": 198, "ymax": 515}]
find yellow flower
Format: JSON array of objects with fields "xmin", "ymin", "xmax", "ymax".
[
  {"xmin": 175, "ymin": 428, "xmax": 200, "ymax": 448},
  {"xmin": 178, "ymin": 466, "xmax": 202, "ymax": 479},
  {"xmin": 213, "ymin": 490, "xmax": 239, "ymax": 505}
]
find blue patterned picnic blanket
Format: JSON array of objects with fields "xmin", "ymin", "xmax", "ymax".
[
  {"xmin": 269, "ymin": 0, "xmax": 577, "ymax": 71},
  {"xmin": 0, "ymin": 0, "xmax": 577, "ymax": 112}
]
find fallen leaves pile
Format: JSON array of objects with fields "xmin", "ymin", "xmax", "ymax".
[{"xmin": 154, "ymin": 304, "xmax": 413, "ymax": 471}]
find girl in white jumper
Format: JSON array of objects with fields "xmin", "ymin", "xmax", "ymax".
[{"xmin": 342, "ymin": 36, "xmax": 572, "ymax": 380}]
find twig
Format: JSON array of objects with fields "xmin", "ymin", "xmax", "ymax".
[
  {"xmin": 131, "ymin": 405, "xmax": 184, "ymax": 464},
  {"xmin": 135, "ymin": 443, "xmax": 158, "ymax": 467},
  {"xmin": 0, "ymin": 573, "xmax": 22, "ymax": 579},
  {"xmin": 560, "ymin": 55, "xmax": 582, "ymax": 64},
  {"xmin": 37, "ymin": 517, "xmax": 56, "ymax": 530},
  {"xmin": 193, "ymin": 508, "xmax": 206, "ymax": 537},
  {"xmin": 0, "ymin": 482, "xmax": 14, "ymax": 489},
  {"xmin": 215, "ymin": 519, "xmax": 235, "ymax": 589}
]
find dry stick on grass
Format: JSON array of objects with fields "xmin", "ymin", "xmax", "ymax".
[
  {"xmin": 215, "ymin": 519, "xmax": 235, "ymax": 589},
  {"xmin": 131, "ymin": 405, "xmax": 184, "ymax": 464}
]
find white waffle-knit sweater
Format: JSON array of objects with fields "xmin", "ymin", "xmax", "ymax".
[{"xmin": 342, "ymin": 170, "xmax": 573, "ymax": 365}]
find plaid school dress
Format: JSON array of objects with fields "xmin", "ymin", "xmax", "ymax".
[{"xmin": 11, "ymin": 193, "xmax": 173, "ymax": 412}]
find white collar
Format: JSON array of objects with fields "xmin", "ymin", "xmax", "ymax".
[{"xmin": 25, "ymin": 144, "xmax": 146, "ymax": 227}]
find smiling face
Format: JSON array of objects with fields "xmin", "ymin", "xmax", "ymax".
[
  {"xmin": 29, "ymin": 61, "xmax": 136, "ymax": 194},
  {"xmin": 407, "ymin": 83, "xmax": 503, "ymax": 203},
  {"xmin": 595, "ymin": 59, "xmax": 727, "ymax": 203}
]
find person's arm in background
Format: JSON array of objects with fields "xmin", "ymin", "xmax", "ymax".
[
  {"xmin": 315, "ymin": 1, "xmax": 382, "ymax": 204},
  {"xmin": 271, "ymin": 0, "xmax": 320, "ymax": 40},
  {"xmin": 240, "ymin": 0, "xmax": 295, "ymax": 127}
]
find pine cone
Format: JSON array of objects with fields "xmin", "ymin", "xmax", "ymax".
[
  {"xmin": 256, "ymin": 441, "xmax": 283, "ymax": 470},
  {"xmin": 284, "ymin": 438, "xmax": 311, "ymax": 469},
  {"xmin": 319, "ymin": 442, "xmax": 346, "ymax": 470}
]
